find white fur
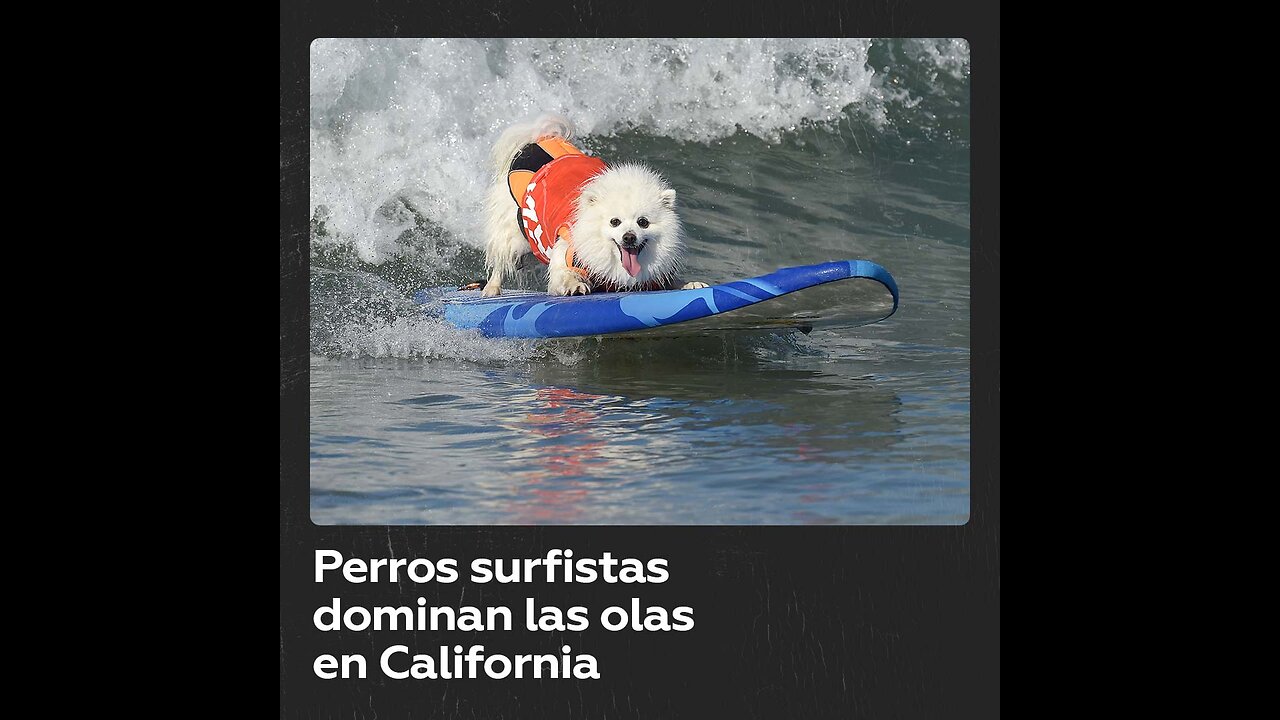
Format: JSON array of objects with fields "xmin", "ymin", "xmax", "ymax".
[{"xmin": 481, "ymin": 114, "xmax": 700, "ymax": 296}]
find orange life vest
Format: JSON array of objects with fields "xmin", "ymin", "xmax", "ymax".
[{"xmin": 508, "ymin": 138, "xmax": 605, "ymax": 279}]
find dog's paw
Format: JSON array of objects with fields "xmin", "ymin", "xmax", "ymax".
[
  {"xmin": 548, "ymin": 269, "xmax": 592, "ymax": 297},
  {"xmin": 551, "ymin": 280, "xmax": 592, "ymax": 296},
  {"xmin": 681, "ymin": 281, "xmax": 710, "ymax": 289},
  {"xmin": 481, "ymin": 282, "xmax": 502, "ymax": 297}
]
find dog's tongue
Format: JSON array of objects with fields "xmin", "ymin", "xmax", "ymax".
[{"xmin": 620, "ymin": 247, "xmax": 641, "ymax": 277}]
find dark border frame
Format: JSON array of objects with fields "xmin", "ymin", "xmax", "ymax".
[{"xmin": 282, "ymin": 8, "xmax": 998, "ymax": 719}]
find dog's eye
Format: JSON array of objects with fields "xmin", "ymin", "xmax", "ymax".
[
  {"xmin": 636, "ymin": 217, "xmax": 650, "ymax": 229},
  {"xmin": 609, "ymin": 218, "xmax": 621, "ymax": 227}
]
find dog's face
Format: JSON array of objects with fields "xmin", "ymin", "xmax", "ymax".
[{"xmin": 572, "ymin": 164, "xmax": 684, "ymax": 289}]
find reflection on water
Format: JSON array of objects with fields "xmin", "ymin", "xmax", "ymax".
[
  {"xmin": 509, "ymin": 387, "xmax": 614, "ymax": 524},
  {"xmin": 310, "ymin": 341, "xmax": 966, "ymax": 524}
]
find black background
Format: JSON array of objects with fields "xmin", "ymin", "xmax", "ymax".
[{"xmin": 281, "ymin": 2, "xmax": 1000, "ymax": 717}]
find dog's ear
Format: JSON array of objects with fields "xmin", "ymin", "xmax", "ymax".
[
  {"xmin": 659, "ymin": 188, "xmax": 677, "ymax": 208},
  {"xmin": 583, "ymin": 187, "xmax": 599, "ymax": 205}
]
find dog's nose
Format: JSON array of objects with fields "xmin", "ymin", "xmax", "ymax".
[{"xmin": 622, "ymin": 231, "xmax": 637, "ymax": 246}]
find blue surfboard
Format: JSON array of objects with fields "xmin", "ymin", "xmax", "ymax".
[{"xmin": 414, "ymin": 259, "xmax": 899, "ymax": 339}]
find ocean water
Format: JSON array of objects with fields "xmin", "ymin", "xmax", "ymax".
[{"xmin": 308, "ymin": 38, "xmax": 970, "ymax": 525}]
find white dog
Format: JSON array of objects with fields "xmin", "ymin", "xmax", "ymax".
[{"xmin": 481, "ymin": 114, "xmax": 708, "ymax": 297}]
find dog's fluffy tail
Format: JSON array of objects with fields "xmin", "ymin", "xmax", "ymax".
[{"xmin": 488, "ymin": 113, "xmax": 575, "ymax": 179}]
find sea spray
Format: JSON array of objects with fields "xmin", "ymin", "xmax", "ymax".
[
  {"xmin": 309, "ymin": 38, "xmax": 968, "ymax": 264},
  {"xmin": 307, "ymin": 38, "xmax": 968, "ymax": 363}
]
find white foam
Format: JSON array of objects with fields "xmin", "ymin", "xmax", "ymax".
[
  {"xmin": 903, "ymin": 38, "xmax": 971, "ymax": 80},
  {"xmin": 309, "ymin": 38, "xmax": 973, "ymax": 264},
  {"xmin": 331, "ymin": 313, "xmax": 545, "ymax": 363}
]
